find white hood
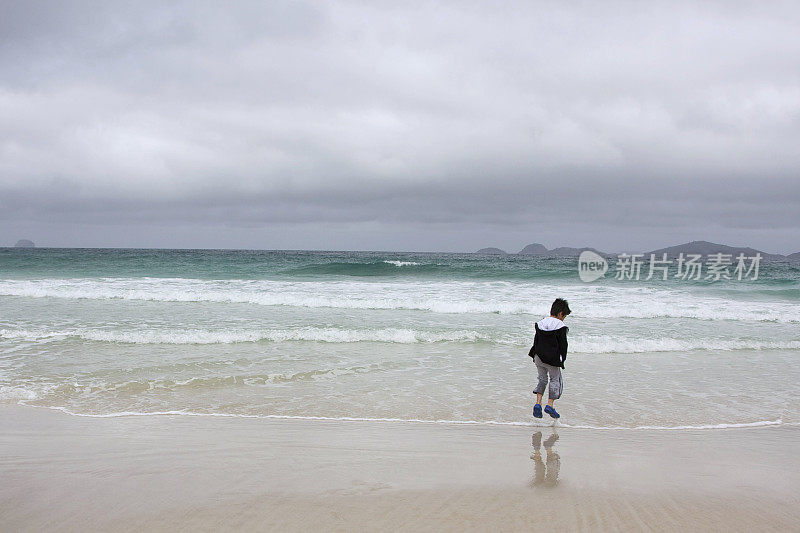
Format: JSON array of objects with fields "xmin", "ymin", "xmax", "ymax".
[{"xmin": 537, "ymin": 316, "xmax": 566, "ymax": 331}]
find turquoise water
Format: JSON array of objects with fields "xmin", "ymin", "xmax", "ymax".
[{"xmin": 1, "ymin": 248, "xmax": 799, "ymax": 428}]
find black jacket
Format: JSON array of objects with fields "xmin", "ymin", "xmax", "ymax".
[{"xmin": 528, "ymin": 321, "xmax": 568, "ymax": 368}]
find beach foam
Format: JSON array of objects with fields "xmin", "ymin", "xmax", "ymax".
[
  {"xmin": 30, "ymin": 404, "xmax": 785, "ymax": 431},
  {"xmin": 3, "ymin": 326, "xmax": 798, "ymax": 354},
  {"xmin": 0, "ymin": 327, "xmax": 488, "ymax": 345},
  {"xmin": 2, "ymin": 277, "xmax": 799, "ymax": 322}
]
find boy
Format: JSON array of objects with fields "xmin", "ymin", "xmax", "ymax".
[{"xmin": 528, "ymin": 298, "xmax": 570, "ymax": 419}]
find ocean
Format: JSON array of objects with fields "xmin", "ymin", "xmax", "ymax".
[{"xmin": 1, "ymin": 248, "xmax": 798, "ymax": 429}]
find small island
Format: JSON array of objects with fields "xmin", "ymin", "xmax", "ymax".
[
  {"xmin": 518, "ymin": 243, "xmax": 548, "ymax": 255},
  {"xmin": 518, "ymin": 243, "xmax": 603, "ymax": 257},
  {"xmin": 474, "ymin": 247, "xmax": 507, "ymax": 255},
  {"xmin": 14, "ymin": 239, "xmax": 35, "ymax": 248},
  {"xmin": 471, "ymin": 240, "xmax": 796, "ymax": 260},
  {"xmin": 647, "ymin": 240, "xmax": 783, "ymax": 261}
]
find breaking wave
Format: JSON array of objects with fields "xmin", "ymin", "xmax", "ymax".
[
  {"xmin": 2, "ymin": 327, "xmax": 799, "ymax": 353},
  {"xmin": 0, "ymin": 327, "xmax": 489, "ymax": 345},
  {"xmin": 283, "ymin": 261, "xmax": 436, "ymax": 276},
  {"xmin": 2, "ymin": 278, "xmax": 800, "ymax": 322}
]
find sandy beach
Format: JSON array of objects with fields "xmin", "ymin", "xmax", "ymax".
[{"xmin": 2, "ymin": 405, "xmax": 798, "ymax": 531}]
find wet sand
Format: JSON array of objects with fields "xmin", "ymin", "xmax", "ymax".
[{"xmin": 1, "ymin": 405, "xmax": 798, "ymax": 531}]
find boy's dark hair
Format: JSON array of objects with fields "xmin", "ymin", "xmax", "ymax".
[{"xmin": 550, "ymin": 298, "xmax": 571, "ymax": 317}]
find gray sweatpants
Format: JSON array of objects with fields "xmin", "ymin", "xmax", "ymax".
[{"xmin": 533, "ymin": 355, "xmax": 563, "ymax": 400}]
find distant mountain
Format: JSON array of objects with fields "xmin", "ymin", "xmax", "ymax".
[
  {"xmin": 474, "ymin": 247, "xmax": 507, "ymax": 255},
  {"xmin": 479, "ymin": 240, "xmax": 787, "ymax": 260},
  {"xmin": 647, "ymin": 240, "xmax": 783, "ymax": 261},
  {"xmin": 518, "ymin": 243, "xmax": 548, "ymax": 255},
  {"xmin": 547, "ymin": 246, "xmax": 606, "ymax": 258},
  {"xmin": 518, "ymin": 243, "xmax": 606, "ymax": 257},
  {"xmin": 14, "ymin": 239, "xmax": 35, "ymax": 248}
]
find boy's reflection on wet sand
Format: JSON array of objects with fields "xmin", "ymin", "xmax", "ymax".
[{"xmin": 529, "ymin": 430, "xmax": 560, "ymax": 488}]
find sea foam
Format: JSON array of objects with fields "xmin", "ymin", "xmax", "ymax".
[
  {"xmin": 2, "ymin": 277, "xmax": 800, "ymax": 322},
  {"xmin": 0, "ymin": 327, "xmax": 488, "ymax": 345},
  {"xmin": 3, "ymin": 327, "xmax": 799, "ymax": 353},
  {"xmin": 29, "ymin": 405, "xmax": 786, "ymax": 431}
]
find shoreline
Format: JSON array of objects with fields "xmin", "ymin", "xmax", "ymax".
[
  {"xmin": 13, "ymin": 402, "xmax": 791, "ymax": 431},
  {"xmin": 2, "ymin": 404, "xmax": 799, "ymax": 531}
]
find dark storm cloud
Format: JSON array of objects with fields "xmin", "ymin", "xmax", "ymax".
[{"xmin": 1, "ymin": 1, "xmax": 799, "ymax": 250}]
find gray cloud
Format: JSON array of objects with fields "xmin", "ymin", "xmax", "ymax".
[{"xmin": 1, "ymin": 1, "xmax": 799, "ymax": 252}]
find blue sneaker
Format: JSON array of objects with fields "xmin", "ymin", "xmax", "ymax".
[
  {"xmin": 544, "ymin": 405, "xmax": 560, "ymax": 419},
  {"xmin": 533, "ymin": 403, "xmax": 543, "ymax": 418}
]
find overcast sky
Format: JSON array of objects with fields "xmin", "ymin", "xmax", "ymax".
[{"xmin": 1, "ymin": 1, "xmax": 799, "ymax": 253}]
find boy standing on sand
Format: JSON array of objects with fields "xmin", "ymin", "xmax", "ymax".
[{"xmin": 529, "ymin": 298, "xmax": 570, "ymax": 419}]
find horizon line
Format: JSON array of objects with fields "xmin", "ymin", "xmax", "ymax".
[{"xmin": 3, "ymin": 241, "xmax": 796, "ymax": 257}]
